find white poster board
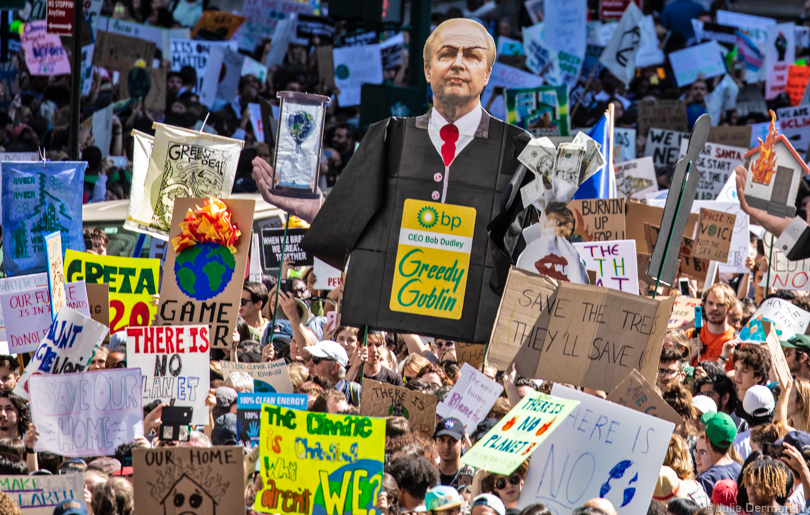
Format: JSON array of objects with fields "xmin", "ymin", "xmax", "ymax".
[
  {"xmin": 765, "ymin": 23, "xmax": 796, "ymax": 100},
  {"xmin": 677, "ymin": 140, "xmax": 746, "ymax": 200},
  {"xmin": 668, "ymin": 41, "xmax": 726, "ymax": 87},
  {"xmin": 482, "ymin": 62, "xmax": 545, "ymax": 120},
  {"xmin": 614, "ymin": 156, "xmax": 657, "ymax": 199},
  {"xmin": 0, "ymin": 474, "xmax": 86, "ymax": 514},
  {"xmin": 517, "ymin": 384, "xmax": 674, "ymax": 514},
  {"xmin": 435, "ymin": 363, "xmax": 503, "ymax": 431},
  {"xmin": 333, "ymin": 44, "xmax": 383, "ymax": 107},
  {"xmin": 776, "ymin": 105, "xmax": 810, "ymax": 159},
  {"xmin": 614, "ymin": 127, "xmax": 636, "ymax": 163},
  {"xmin": 739, "ymin": 297, "xmax": 810, "ymax": 343},
  {"xmin": 573, "ymin": 240, "xmax": 639, "ymax": 294},
  {"xmin": 0, "ymin": 274, "xmax": 48, "ymax": 344}
]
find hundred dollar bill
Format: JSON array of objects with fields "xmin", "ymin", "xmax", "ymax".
[{"xmin": 573, "ymin": 132, "xmax": 605, "ymax": 183}]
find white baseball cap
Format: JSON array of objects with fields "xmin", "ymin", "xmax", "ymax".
[
  {"xmin": 304, "ymin": 340, "xmax": 349, "ymax": 367},
  {"xmin": 692, "ymin": 395, "xmax": 718, "ymax": 415},
  {"xmin": 743, "ymin": 385, "xmax": 775, "ymax": 418},
  {"xmin": 471, "ymin": 494, "xmax": 505, "ymax": 515}
]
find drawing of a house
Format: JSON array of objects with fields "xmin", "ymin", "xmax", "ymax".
[
  {"xmin": 160, "ymin": 474, "xmax": 218, "ymax": 515},
  {"xmin": 744, "ymin": 112, "xmax": 809, "ymax": 218}
]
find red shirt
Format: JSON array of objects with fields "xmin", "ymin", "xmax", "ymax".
[{"xmin": 687, "ymin": 326, "xmax": 736, "ymax": 368}]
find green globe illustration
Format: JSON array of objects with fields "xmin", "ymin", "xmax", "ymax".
[{"xmin": 174, "ymin": 242, "xmax": 236, "ymax": 300}]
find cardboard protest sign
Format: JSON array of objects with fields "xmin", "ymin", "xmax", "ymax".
[
  {"xmin": 85, "ymin": 283, "xmax": 110, "ymax": 343},
  {"xmin": 297, "ymin": 14, "xmax": 335, "ymax": 44},
  {"xmin": 482, "ymin": 62, "xmax": 544, "ymax": 120},
  {"xmin": 708, "ymin": 125, "xmax": 753, "ymax": 148},
  {"xmin": 606, "ymin": 368, "xmax": 682, "ymax": 425},
  {"xmin": 692, "ymin": 208, "xmax": 737, "ymax": 262},
  {"xmin": 518, "ymin": 384, "xmax": 674, "ymax": 514},
  {"xmin": 64, "ymin": 250, "xmax": 159, "ymax": 333},
  {"xmin": 44, "ymin": 231, "xmax": 65, "ymax": 318},
  {"xmin": 134, "ymin": 446, "xmax": 245, "ymax": 514},
  {"xmin": 316, "ymin": 46, "xmax": 336, "ymax": 88},
  {"xmin": 668, "ymin": 296, "xmax": 702, "ymax": 329},
  {"xmin": 645, "ymin": 129, "xmax": 688, "ymax": 172},
  {"xmin": 677, "ymin": 139, "xmax": 746, "ymax": 200},
  {"xmin": 461, "ymin": 391, "xmax": 579, "ymax": 475},
  {"xmin": 505, "ymin": 86, "xmax": 570, "ymax": 137},
  {"xmin": 237, "ymin": 392, "xmax": 307, "ymax": 447},
  {"xmin": 237, "ymin": 0, "xmax": 314, "ymax": 51},
  {"xmin": 522, "ymin": 24, "xmax": 560, "ymax": 83},
  {"xmin": 21, "ymin": 20, "xmax": 70, "ymax": 75},
  {"xmin": 0, "ymin": 273, "xmax": 48, "ymax": 343},
  {"xmin": 1, "ymin": 162, "xmax": 86, "ymax": 277},
  {"xmin": 93, "ymin": 30, "xmax": 155, "ymax": 70},
  {"xmin": 776, "ymin": 105, "xmax": 810, "ymax": 159},
  {"xmin": 159, "ymin": 198, "xmax": 253, "ymax": 349},
  {"xmin": 487, "ymin": 268, "xmax": 558, "ymax": 374},
  {"xmin": 119, "ymin": 65, "xmax": 166, "ymax": 111},
  {"xmin": 333, "ymin": 44, "xmax": 383, "ymax": 107},
  {"xmin": 191, "ymin": 10, "xmax": 246, "ymax": 39},
  {"xmin": 638, "ymin": 99, "xmax": 687, "ymax": 137},
  {"xmin": 614, "ymin": 156, "xmax": 657, "ymax": 199},
  {"xmin": 762, "ymin": 234, "xmax": 810, "ymax": 291},
  {"xmin": 455, "ymin": 341, "xmax": 486, "ymax": 369},
  {"xmin": 763, "ymin": 321, "xmax": 792, "ymax": 390},
  {"xmin": 787, "ymin": 65, "xmax": 810, "ymax": 106},
  {"xmin": 126, "ymin": 326, "xmax": 210, "ymax": 426},
  {"xmin": 254, "ymin": 408, "xmax": 384, "ymax": 514},
  {"xmin": 614, "ymin": 127, "xmax": 636, "ymax": 163},
  {"xmin": 15, "ymin": 307, "xmax": 108, "ymax": 400},
  {"xmin": 0, "ymin": 474, "xmax": 85, "ymax": 514},
  {"xmin": 566, "ymin": 198, "xmax": 626, "ymax": 241},
  {"xmin": 573, "ymin": 240, "xmax": 639, "ymax": 294},
  {"xmin": 644, "ymin": 223, "xmax": 710, "ymax": 281},
  {"xmin": 65, "ymin": 281, "xmax": 90, "ymax": 318},
  {"xmin": 129, "ymin": 123, "xmax": 242, "ymax": 239},
  {"xmin": 220, "ymin": 359, "xmax": 294, "ymax": 393},
  {"xmin": 361, "ymin": 378, "xmax": 437, "ymax": 438},
  {"xmin": 99, "ymin": 15, "xmax": 190, "ymax": 59},
  {"xmin": 170, "ymin": 40, "xmax": 237, "ymax": 93},
  {"xmin": 261, "ymin": 227, "xmax": 311, "ymax": 269},
  {"xmin": 436, "ymin": 363, "xmax": 503, "ymax": 431},
  {"xmin": 535, "ymin": 282, "xmax": 675, "ymax": 391},
  {"xmin": 739, "ymin": 297, "xmax": 810, "ymax": 343},
  {"xmin": 543, "ymin": 0, "xmax": 587, "ymax": 87},
  {"xmin": 29, "ymin": 368, "xmax": 142, "ymax": 457},
  {"xmin": 766, "ymin": 23, "xmax": 796, "ymax": 100}
]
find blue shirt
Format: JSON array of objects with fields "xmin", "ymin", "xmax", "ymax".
[{"xmin": 661, "ymin": 0, "xmax": 706, "ymax": 40}]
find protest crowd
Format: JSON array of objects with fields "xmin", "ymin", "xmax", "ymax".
[{"xmin": 13, "ymin": 0, "xmax": 810, "ymax": 512}]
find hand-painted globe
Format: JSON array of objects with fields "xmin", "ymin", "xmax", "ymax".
[{"xmin": 174, "ymin": 242, "xmax": 236, "ymax": 300}]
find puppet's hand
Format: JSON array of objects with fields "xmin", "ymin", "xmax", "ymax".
[
  {"xmin": 735, "ymin": 165, "xmax": 792, "ymax": 237},
  {"xmin": 252, "ymin": 157, "xmax": 324, "ymax": 223}
]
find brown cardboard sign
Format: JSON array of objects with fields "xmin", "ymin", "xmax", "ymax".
[
  {"xmin": 92, "ymin": 30, "xmax": 156, "ymax": 71},
  {"xmin": 644, "ymin": 223, "xmax": 710, "ymax": 281},
  {"xmin": 707, "ymin": 125, "xmax": 752, "ymax": 148},
  {"xmin": 86, "ymin": 283, "xmax": 110, "ymax": 344},
  {"xmin": 566, "ymin": 198, "xmax": 626, "ymax": 241},
  {"xmin": 763, "ymin": 321, "xmax": 792, "ymax": 390},
  {"xmin": 638, "ymin": 99, "xmax": 688, "ymax": 137},
  {"xmin": 637, "ymin": 252, "xmax": 680, "ymax": 295},
  {"xmin": 606, "ymin": 369, "xmax": 683, "ymax": 425},
  {"xmin": 133, "ymin": 446, "xmax": 244, "ymax": 514},
  {"xmin": 360, "ymin": 377, "xmax": 437, "ymax": 438},
  {"xmin": 158, "ymin": 198, "xmax": 255, "ymax": 349},
  {"xmin": 534, "ymin": 282, "xmax": 675, "ymax": 391},
  {"xmin": 693, "ymin": 207, "xmax": 737, "ymax": 262},
  {"xmin": 120, "ymin": 65, "xmax": 167, "ymax": 111},
  {"xmin": 626, "ymin": 202, "xmax": 698, "ymax": 255},
  {"xmin": 317, "ymin": 45, "xmax": 336, "ymax": 88},
  {"xmin": 456, "ymin": 341, "xmax": 485, "ymax": 370},
  {"xmin": 668, "ymin": 296, "xmax": 701, "ymax": 329},
  {"xmin": 486, "ymin": 267, "xmax": 558, "ymax": 375},
  {"xmin": 191, "ymin": 11, "xmax": 246, "ymax": 40}
]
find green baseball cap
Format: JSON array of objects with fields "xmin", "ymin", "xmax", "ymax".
[
  {"xmin": 701, "ymin": 412, "xmax": 737, "ymax": 449},
  {"xmin": 781, "ymin": 334, "xmax": 810, "ymax": 353}
]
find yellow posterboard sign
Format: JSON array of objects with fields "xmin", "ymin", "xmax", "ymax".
[
  {"xmin": 390, "ymin": 199, "xmax": 476, "ymax": 320},
  {"xmin": 64, "ymin": 250, "xmax": 160, "ymax": 333},
  {"xmin": 254, "ymin": 405, "xmax": 385, "ymax": 515}
]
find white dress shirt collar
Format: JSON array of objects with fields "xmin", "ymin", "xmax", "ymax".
[{"xmin": 428, "ymin": 102, "xmax": 483, "ymax": 136}]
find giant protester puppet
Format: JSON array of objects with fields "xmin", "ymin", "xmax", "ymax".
[{"xmin": 253, "ymin": 19, "xmax": 588, "ymax": 343}]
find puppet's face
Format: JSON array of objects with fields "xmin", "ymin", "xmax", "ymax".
[
  {"xmin": 424, "ymin": 21, "xmax": 492, "ymax": 108},
  {"xmin": 163, "ymin": 476, "xmax": 215, "ymax": 515}
]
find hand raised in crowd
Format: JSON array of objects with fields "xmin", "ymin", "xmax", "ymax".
[
  {"xmin": 204, "ymin": 388, "xmax": 216, "ymax": 412},
  {"xmin": 23, "ymin": 423, "xmax": 38, "ymax": 450},
  {"xmin": 735, "ymin": 165, "xmax": 793, "ymax": 237},
  {"xmin": 143, "ymin": 402, "xmax": 170, "ymax": 435},
  {"xmin": 261, "ymin": 343, "xmax": 275, "ymax": 362}
]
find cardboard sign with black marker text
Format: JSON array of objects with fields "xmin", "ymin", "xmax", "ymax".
[
  {"xmin": 692, "ymin": 207, "xmax": 737, "ymax": 262},
  {"xmin": 360, "ymin": 377, "xmax": 437, "ymax": 439},
  {"xmin": 565, "ymin": 198, "xmax": 626, "ymax": 241},
  {"xmin": 605, "ymin": 368, "xmax": 683, "ymax": 425}
]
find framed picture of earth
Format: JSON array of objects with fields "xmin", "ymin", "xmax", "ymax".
[{"xmin": 158, "ymin": 197, "xmax": 255, "ymax": 350}]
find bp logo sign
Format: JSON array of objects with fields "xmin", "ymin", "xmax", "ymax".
[{"xmin": 417, "ymin": 206, "xmax": 439, "ymax": 229}]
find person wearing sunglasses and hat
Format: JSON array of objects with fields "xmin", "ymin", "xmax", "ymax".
[
  {"xmin": 425, "ymin": 485, "xmax": 465, "ymax": 515},
  {"xmin": 304, "ymin": 340, "xmax": 362, "ymax": 407},
  {"xmin": 783, "ymin": 334, "xmax": 810, "ymax": 381},
  {"xmin": 481, "ymin": 461, "xmax": 529, "ymax": 515}
]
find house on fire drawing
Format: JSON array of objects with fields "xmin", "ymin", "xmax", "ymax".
[{"xmin": 744, "ymin": 112, "xmax": 809, "ymax": 218}]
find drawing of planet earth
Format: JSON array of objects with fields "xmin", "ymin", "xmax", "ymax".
[{"xmin": 174, "ymin": 242, "xmax": 236, "ymax": 300}]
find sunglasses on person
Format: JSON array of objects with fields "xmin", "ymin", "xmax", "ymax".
[
  {"xmin": 495, "ymin": 474, "xmax": 521, "ymax": 490},
  {"xmin": 436, "ymin": 341, "xmax": 454, "ymax": 348},
  {"xmin": 309, "ymin": 356, "xmax": 335, "ymax": 365},
  {"xmin": 240, "ymin": 298, "xmax": 254, "ymax": 306}
]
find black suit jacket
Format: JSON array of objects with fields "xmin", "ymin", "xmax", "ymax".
[{"xmin": 301, "ymin": 110, "xmax": 532, "ymax": 342}]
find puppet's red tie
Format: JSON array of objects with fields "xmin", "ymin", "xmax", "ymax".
[{"xmin": 440, "ymin": 123, "xmax": 459, "ymax": 167}]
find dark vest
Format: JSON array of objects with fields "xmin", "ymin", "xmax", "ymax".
[{"xmin": 302, "ymin": 112, "xmax": 531, "ymax": 343}]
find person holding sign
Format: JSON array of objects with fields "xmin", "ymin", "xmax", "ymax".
[{"xmin": 254, "ymin": 18, "xmax": 535, "ymax": 344}]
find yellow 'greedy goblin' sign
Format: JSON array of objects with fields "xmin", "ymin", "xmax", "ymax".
[{"xmin": 390, "ymin": 199, "xmax": 476, "ymax": 320}]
